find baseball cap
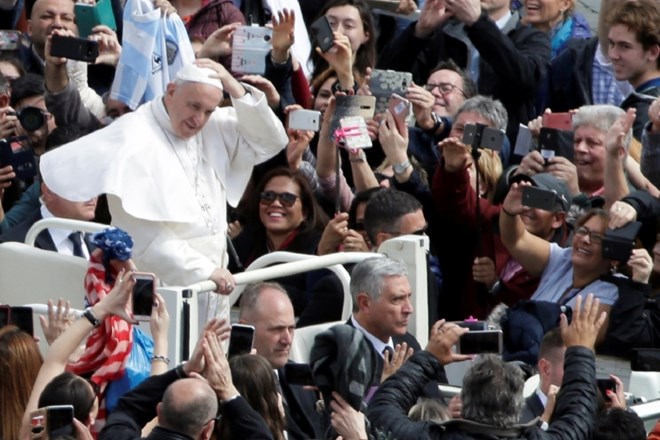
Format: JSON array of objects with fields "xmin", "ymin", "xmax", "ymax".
[{"xmin": 509, "ymin": 172, "xmax": 571, "ymax": 212}]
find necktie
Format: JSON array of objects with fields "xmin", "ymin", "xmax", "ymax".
[
  {"xmin": 68, "ymin": 232, "xmax": 85, "ymax": 258},
  {"xmin": 383, "ymin": 346, "xmax": 394, "ymax": 360}
]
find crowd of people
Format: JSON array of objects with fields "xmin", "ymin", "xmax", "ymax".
[{"xmin": 2, "ymin": 0, "xmax": 660, "ymax": 437}]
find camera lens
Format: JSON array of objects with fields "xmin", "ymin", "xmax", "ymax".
[{"xmin": 17, "ymin": 107, "xmax": 45, "ymax": 132}]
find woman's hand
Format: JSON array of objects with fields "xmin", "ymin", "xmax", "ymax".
[
  {"xmin": 379, "ymin": 109, "xmax": 409, "ymax": 164},
  {"xmin": 628, "ymin": 248, "xmax": 653, "ymax": 284},
  {"xmin": 93, "ymin": 269, "xmax": 137, "ymax": 323},
  {"xmin": 439, "ymin": 137, "xmax": 471, "ymax": 173},
  {"xmin": 239, "ymin": 74, "xmax": 281, "ymax": 109},
  {"xmin": 342, "ymin": 230, "xmax": 369, "ymax": 253},
  {"xmin": 318, "ymin": 33, "xmax": 354, "ymax": 89},
  {"xmin": 608, "ymin": 201, "xmax": 637, "ymax": 229},
  {"xmin": 271, "ymin": 9, "xmax": 295, "ymax": 62},
  {"xmin": 329, "ymin": 392, "xmax": 368, "ymax": 440},
  {"xmin": 606, "ymin": 374, "xmax": 627, "ymax": 409},
  {"xmin": 318, "ymin": 212, "xmax": 350, "ymax": 255},
  {"xmin": 197, "ymin": 22, "xmax": 240, "ymax": 60},
  {"xmin": 605, "ymin": 108, "xmax": 636, "ymax": 159},
  {"xmin": 149, "ymin": 292, "xmax": 169, "ymax": 342},
  {"xmin": 39, "ymin": 298, "xmax": 75, "ymax": 345},
  {"xmin": 89, "ymin": 25, "xmax": 122, "ymax": 66},
  {"xmin": 502, "ymin": 181, "xmax": 530, "ymax": 217}
]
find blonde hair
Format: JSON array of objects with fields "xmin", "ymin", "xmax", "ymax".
[{"xmin": 476, "ymin": 148, "xmax": 503, "ymax": 202}]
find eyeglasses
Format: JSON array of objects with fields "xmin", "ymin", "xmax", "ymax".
[
  {"xmin": 259, "ymin": 191, "xmax": 300, "ymax": 208},
  {"xmin": 575, "ymin": 226, "xmax": 604, "ymax": 245},
  {"xmin": 423, "ymin": 82, "xmax": 465, "ymax": 96},
  {"xmin": 83, "ymin": 379, "xmax": 101, "ymax": 416}
]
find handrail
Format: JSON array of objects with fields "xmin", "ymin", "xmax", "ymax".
[
  {"xmin": 25, "ymin": 218, "xmax": 107, "ymax": 246},
  {"xmin": 23, "ymin": 304, "xmax": 84, "ymax": 317},
  {"xmin": 183, "ymin": 251, "xmax": 382, "ymax": 321}
]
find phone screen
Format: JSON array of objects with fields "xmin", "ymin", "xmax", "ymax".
[
  {"xmin": 47, "ymin": 405, "xmax": 75, "ymax": 437},
  {"xmin": 228, "ymin": 324, "xmax": 255, "ymax": 358},
  {"xmin": 596, "ymin": 378, "xmax": 616, "ymax": 401},
  {"xmin": 10, "ymin": 306, "xmax": 34, "ymax": 336},
  {"xmin": 132, "ymin": 274, "xmax": 155, "ymax": 318},
  {"xmin": 457, "ymin": 331, "xmax": 503, "ymax": 355}
]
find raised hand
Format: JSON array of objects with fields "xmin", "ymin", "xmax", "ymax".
[
  {"xmin": 415, "ymin": 0, "xmax": 451, "ymax": 38},
  {"xmin": 271, "ymin": 9, "xmax": 295, "ymax": 62},
  {"xmin": 560, "ymin": 294, "xmax": 607, "ymax": 351},
  {"xmin": 197, "ymin": 22, "xmax": 241, "ymax": 60},
  {"xmin": 425, "ymin": 320, "xmax": 471, "ymax": 365},
  {"xmin": 39, "ymin": 298, "xmax": 75, "ymax": 345},
  {"xmin": 381, "ymin": 342, "xmax": 414, "ymax": 382},
  {"xmin": 89, "ymin": 25, "xmax": 122, "ymax": 66}
]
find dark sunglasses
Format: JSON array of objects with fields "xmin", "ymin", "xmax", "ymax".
[
  {"xmin": 259, "ymin": 191, "xmax": 300, "ymax": 208},
  {"xmin": 83, "ymin": 379, "xmax": 101, "ymax": 415}
]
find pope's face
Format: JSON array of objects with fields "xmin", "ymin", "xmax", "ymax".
[{"xmin": 163, "ymin": 81, "xmax": 223, "ymax": 139}]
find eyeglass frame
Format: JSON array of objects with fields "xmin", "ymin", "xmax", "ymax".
[
  {"xmin": 259, "ymin": 190, "xmax": 300, "ymax": 208},
  {"xmin": 423, "ymin": 82, "xmax": 466, "ymax": 97},
  {"xmin": 574, "ymin": 226, "xmax": 604, "ymax": 245}
]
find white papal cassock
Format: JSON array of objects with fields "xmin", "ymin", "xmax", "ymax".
[{"xmin": 40, "ymin": 83, "xmax": 288, "ymax": 328}]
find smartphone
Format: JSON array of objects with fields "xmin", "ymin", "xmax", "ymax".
[
  {"xmin": 132, "ymin": 272, "xmax": 156, "ymax": 321},
  {"xmin": 285, "ymin": 363, "xmax": 315, "ymax": 386},
  {"xmin": 601, "ymin": 221, "xmax": 642, "ymax": 261},
  {"xmin": 388, "ymin": 93, "xmax": 410, "ymax": 133},
  {"xmin": 596, "ymin": 378, "xmax": 616, "ymax": 402},
  {"xmin": 31, "ymin": 405, "xmax": 75, "ymax": 438},
  {"xmin": 231, "ymin": 25, "xmax": 272, "ymax": 75},
  {"xmin": 289, "ymin": 109, "xmax": 321, "ymax": 132},
  {"xmin": 311, "ymin": 15, "xmax": 334, "ymax": 53},
  {"xmin": 453, "ymin": 320, "xmax": 488, "ymax": 331},
  {"xmin": 370, "ymin": 69, "xmax": 413, "ymax": 114},
  {"xmin": 74, "ymin": 0, "xmax": 117, "ymax": 38},
  {"xmin": 462, "ymin": 124, "xmax": 504, "ymax": 151},
  {"xmin": 538, "ymin": 127, "xmax": 560, "ymax": 165},
  {"xmin": 456, "ymin": 330, "xmax": 503, "ymax": 355},
  {"xmin": 50, "ymin": 34, "xmax": 99, "ymax": 62},
  {"xmin": 330, "ymin": 95, "xmax": 376, "ymax": 138},
  {"xmin": 0, "ymin": 305, "xmax": 34, "ymax": 336},
  {"xmin": 513, "ymin": 123, "xmax": 532, "ymax": 157},
  {"xmin": 338, "ymin": 116, "xmax": 372, "ymax": 149},
  {"xmin": 228, "ymin": 324, "xmax": 255, "ymax": 358},
  {"xmin": 0, "ymin": 138, "xmax": 37, "ymax": 181},
  {"xmin": 522, "ymin": 186, "xmax": 560, "ymax": 212},
  {"xmin": 543, "ymin": 112, "xmax": 573, "ymax": 131}
]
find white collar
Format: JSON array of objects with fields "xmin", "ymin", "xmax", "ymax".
[
  {"xmin": 350, "ymin": 315, "xmax": 394, "ymax": 358},
  {"xmin": 495, "ymin": 11, "xmax": 512, "ymax": 30},
  {"xmin": 536, "ymin": 387, "xmax": 548, "ymax": 408}
]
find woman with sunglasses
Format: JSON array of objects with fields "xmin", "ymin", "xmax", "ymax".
[
  {"xmin": 229, "ymin": 167, "xmax": 328, "ymax": 315},
  {"xmin": 499, "ymin": 181, "xmax": 622, "ymax": 345}
]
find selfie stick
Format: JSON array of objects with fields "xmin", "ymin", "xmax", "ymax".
[{"xmin": 468, "ymin": 124, "xmax": 487, "ymax": 256}]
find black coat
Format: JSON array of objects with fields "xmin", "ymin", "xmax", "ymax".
[
  {"xmin": 378, "ymin": 12, "xmax": 551, "ymax": 143},
  {"xmin": 367, "ymin": 347, "xmax": 599, "ymax": 440},
  {"xmin": 278, "ymin": 362, "xmax": 324, "ymax": 440},
  {"xmin": 519, "ymin": 393, "xmax": 544, "ymax": 424}
]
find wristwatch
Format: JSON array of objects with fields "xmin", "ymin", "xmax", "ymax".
[{"xmin": 393, "ymin": 160, "xmax": 411, "ymax": 175}]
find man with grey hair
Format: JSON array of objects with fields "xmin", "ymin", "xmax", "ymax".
[
  {"xmin": 348, "ymin": 257, "xmax": 424, "ymax": 386},
  {"xmin": 39, "ymin": 59, "xmax": 288, "ymax": 327},
  {"xmin": 368, "ymin": 294, "xmax": 607, "ymax": 440},
  {"xmin": 516, "ymin": 104, "xmax": 634, "ymax": 207}
]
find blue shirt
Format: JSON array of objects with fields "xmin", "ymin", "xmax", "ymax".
[{"xmin": 531, "ymin": 243, "xmax": 620, "ymax": 306}]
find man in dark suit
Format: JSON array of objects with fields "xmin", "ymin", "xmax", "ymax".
[
  {"xmin": 238, "ymin": 281, "xmax": 322, "ymax": 440},
  {"xmin": 520, "ymin": 327, "xmax": 565, "ymax": 425},
  {"xmin": 0, "ymin": 182, "xmax": 96, "ymax": 258},
  {"xmin": 347, "ymin": 257, "xmax": 420, "ymax": 383}
]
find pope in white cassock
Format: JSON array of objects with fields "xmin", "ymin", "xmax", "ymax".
[{"xmin": 40, "ymin": 58, "xmax": 288, "ymax": 324}]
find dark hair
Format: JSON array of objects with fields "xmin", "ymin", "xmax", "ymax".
[
  {"xmin": 348, "ymin": 187, "xmax": 382, "ymax": 227},
  {"xmin": 310, "ymin": 0, "xmax": 376, "ymax": 82},
  {"xmin": 249, "ymin": 167, "xmax": 328, "ymax": 235},
  {"xmin": 38, "ymin": 372, "xmax": 96, "ymax": 424},
  {"xmin": 538, "ymin": 327, "xmax": 564, "ymax": 362},
  {"xmin": 46, "ymin": 125, "xmax": 87, "ymax": 152},
  {"xmin": 9, "ymin": 73, "xmax": 45, "ymax": 108},
  {"xmin": 219, "ymin": 355, "xmax": 286, "ymax": 440},
  {"xmin": 606, "ymin": 0, "xmax": 660, "ymax": 69},
  {"xmin": 0, "ymin": 54, "xmax": 25, "ymax": 80},
  {"xmin": 574, "ymin": 208, "xmax": 609, "ymax": 230},
  {"xmin": 0, "ymin": 72, "xmax": 8, "ymax": 95},
  {"xmin": 363, "ymin": 189, "xmax": 423, "ymax": 244},
  {"xmin": 239, "ymin": 281, "xmax": 289, "ymax": 319},
  {"xmin": 461, "ymin": 354, "xmax": 524, "ymax": 427},
  {"xmin": 430, "ymin": 59, "xmax": 478, "ymax": 99},
  {"xmin": 593, "ymin": 408, "xmax": 646, "ymax": 440}
]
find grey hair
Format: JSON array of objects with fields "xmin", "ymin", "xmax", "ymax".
[
  {"xmin": 461, "ymin": 354, "xmax": 525, "ymax": 427},
  {"xmin": 455, "ymin": 96, "xmax": 508, "ymax": 131},
  {"xmin": 160, "ymin": 380, "xmax": 218, "ymax": 437},
  {"xmin": 350, "ymin": 257, "xmax": 408, "ymax": 313},
  {"xmin": 573, "ymin": 105, "xmax": 632, "ymax": 153},
  {"xmin": 239, "ymin": 281, "xmax": 288, "ymax": 319}
]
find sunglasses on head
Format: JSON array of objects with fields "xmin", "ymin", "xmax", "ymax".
[{"xmin": 259, "ymin": 190, "xmax": 300, "ymax": 208}]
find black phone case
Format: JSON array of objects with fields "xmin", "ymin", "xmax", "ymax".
[
  {"xmin": 50, "ymin": 35, "xmax": 99, "ymax": 62},
  {"xmin": 522, "ymin": 186, "xmax": 558, "ymax": 212},
  {"xmin": 311, "ymin": 16, "xmax": 333, "ymax": 53}
]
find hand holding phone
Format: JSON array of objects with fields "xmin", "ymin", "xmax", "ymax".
[
  {"xmin": 132, "ymin": 272, "xmax": 156, "ymax": 321},
  {"xmin": 388, "ymin": 93, "xmax": 410, "ymax": 133},
  {"xmin": 228, "ymin": 324, "xmax": 255, "ymax": 358},
  {"xmin": 50, "ymin": 34, "xmax": 99, "ymax": 62},
  {"xmin": 289, "ymin": 109, "xmax": 321, "ymax": 131}
]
